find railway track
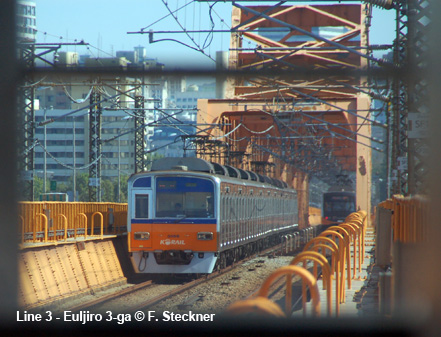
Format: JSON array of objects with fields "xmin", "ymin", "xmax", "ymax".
[{"xmin": 66, "ymin": 244, "xmax": 296, "ymax": 315}]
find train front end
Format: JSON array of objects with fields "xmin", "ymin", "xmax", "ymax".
[{"xmin": 128, "ymin": 172, "xmax": 219, "ymax": 274}]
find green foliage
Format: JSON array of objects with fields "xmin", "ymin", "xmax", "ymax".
[
  {"xmin": 117, "ymin": 174, "xmax": 129, "ymax": 203},
  {"xmin": 73, "ymin": 173, "xmax": 90, "ymax": 201},
  {"xmin": 32, "ymin": 153, "xmax": 164, "ymax": 202},
  {"xmin": 33, "ymin": 176, "xmax": 45, "ymax": 200},
  {"xmin": 49, "ymin": 172, "xmax": 129, "ymax": 203}
]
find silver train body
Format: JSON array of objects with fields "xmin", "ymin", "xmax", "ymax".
[{"xmin": 127, "ymin": 157, "xmax": 298, "ymax": 274}]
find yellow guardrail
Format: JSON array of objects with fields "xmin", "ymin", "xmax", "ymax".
[
  {"xmin": 379, "ymin": 195, "xmax": 428, "ymax": 243},
  {"xmin": 290, "ymin": 251, "xmax": 332, "ymax": 316},
  {"xmin": 56, "ymin": 214, "xmax": 68, "ymax": 242},
  {"xmin": 376, "ymin": 195, "xmax": 428, "ymax": 317},
  {"xmin": 77, "ymin": 212, "xmax": 87, "ymax": 240},
  {"xmin": 319, "ymin": 229, "xmax": 349, "ymax": 303},
  {"xmin": 226, "ymin": 210, "xmax": 368, "ymax": 318},
  {"xmin": 18, "ymin": 202, "xmax": 128, "ymax": 245},
  {"xmin": 35, "ymin": 213, "xmax": 49, "ymax": 243},
  {"xmin": 304, "ymin": 237, "xmax": 341, "ymax": 315}
]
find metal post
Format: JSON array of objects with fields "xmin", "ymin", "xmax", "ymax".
[
  {"xmin": 43, "ymin": 108, "xmax": 47, "ymax": 194},
  {"xmin": 17, "ymin": 43, "xmax": 35, "ymax": 201},
  {"xmin": 73, "ymin": 116, "xmax": 76, "ymax": 201},
  {"xmin": 89, "ymin": 87, "xmax": 102, "ymax": 202},
  {"xmin": 406, "ymin": 0, "xmax": 430, "ymax": 194},
  {"xmin": 134, "ymin": 95, "xmax": 146, "ymax": 173},
  {"xmin": 118, "ymin": 136, "xmax": 121, "ymax": 202}
]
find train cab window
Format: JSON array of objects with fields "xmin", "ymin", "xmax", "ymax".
[
  {"xmin": 135, "ymin": 194, "xmax": 149, "ymax": 218},
  {"xmin": 156, "ymin": 176, "xmax": 215, "ymax": 218}
]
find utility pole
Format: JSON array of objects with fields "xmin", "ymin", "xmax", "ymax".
[
  {"xmin": 118, "ymin": 136, "xmax": 121, "ymax": 202},
  {"xmin": 43, "ymin": 108, "xmax": 47, "ymax": 194},
  {"xmin": 73, "ymin": 116, "xmax": 77, "ymax": 201},
  {"xmin": 89, "ymin": 87, "xmax": 102, "ymax": 202},
  {"xmin": 17, "ymin": 42, "xmax": 35, "ymax": 201},
  {"xmin": 134, "ymin": 95, "xmax": 146, "ymax": 173}
]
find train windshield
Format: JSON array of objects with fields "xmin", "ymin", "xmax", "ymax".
[
  {"xmin": 324, "ymin": 194, "xmax": 356, "ymax": 212},
  {"xmin": 155, "ymin": 176, "xmax": 215, "ymax": 218}
]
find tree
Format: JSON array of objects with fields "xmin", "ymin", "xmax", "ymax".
[
  {"xmin": 36, "ymin": 172, "xmax": 131, "ymax": 203},
  {"xmin": 68, "ymin": 172, "xmax": 89, "ymax": 201},
  {"xmin": 101, "ymin": 178, "xmax": 115, "ymax": 202},
  {"xmin": 33, "ymin": 176, "xmax": 45, "ymax": 200},
  {"xmin": 115, "ymin": 174, "xmax": 129, "ymax": 203}
]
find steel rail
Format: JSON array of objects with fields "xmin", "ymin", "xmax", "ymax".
[{"xmin": 66, "ymin": 280, "xmax": 154, "ymax": 314}]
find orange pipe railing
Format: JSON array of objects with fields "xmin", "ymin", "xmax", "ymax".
[
  {"xmin": 57, "ymin": 214, "xmax": 68, "ymax": 242},
  {"xmin": 225, "ymin": 210, "xmax": 369, "ymax": 318},
  {"xmin": 91, "ymin": 211, "xmax": 104, "ymax": 239},
  {"xmin": 290, "ymin": 251, "xmax": 332, "ymax": 316},
  {"xmin": 319, "ymin": 229, "xmax": 349, "ymax": 302},
  {"xmin": 18, "ymin": 202, "xmax": 128, "ymax": 244}
]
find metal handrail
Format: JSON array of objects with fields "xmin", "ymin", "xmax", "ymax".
[
  {"xmin": 57, "ymin": 214, "xmax": 68, "ymax": 242},
  {"xmin": 77, "ymin": 213, "xmax": 87, "ymax": 240},
  {"xmin": 91, "ymin": 211, "xmax": 104, "ymax": 239},
  {"xmin": 260, "ymin": 265, "xmax": 321, "ymax": 317},
  {"xmin": 305, "ymin": 243, "xmax": 340, "ymax": 316},
  {"xmin": 319, "ymin": 229, "xmax": 349, "ymax": 303},
  {"xmin": 290, "ymin": 251, "xmax": 332, "ymax": 316}
]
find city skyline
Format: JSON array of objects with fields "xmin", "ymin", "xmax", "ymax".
[{"xmin": 34, "ymin": 0, "xmax": 396, "ymax": 68}]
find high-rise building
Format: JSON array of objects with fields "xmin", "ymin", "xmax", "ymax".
[
  {"xmin": 33, "ymin": 102, "xmax": 154, "ymax": 186},
  {"xmin": 16, "ymin": 1, "xmax": 37, "ymax": 42}
]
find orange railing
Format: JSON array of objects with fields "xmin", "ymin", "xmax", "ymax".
[
  {"xmin": 226, "ymin": 210, "xmax": 367, "ymax": 318},
  {"xmin": 18, "ymin": 202, "xmax": 127, "ymax": 244},
  {"xmin": 379, "ymin": 195, "xmax": 428, "ymax": 243},
  {"xmin": 376, "ymin": 195, "xmax": 428, "ymax": 316}
]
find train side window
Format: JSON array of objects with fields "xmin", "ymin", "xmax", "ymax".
[{"xmin": 135, "ymin": 194, "xmax": 149, "ymax": 218}]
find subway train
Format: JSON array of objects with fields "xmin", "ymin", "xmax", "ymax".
[
  {"xmin": 127, "ymin": 157, "xmax": 298, "ymax": 274},
  {"xmin": 322, "ymin": 191, "xmax": 356, "ymax": 225}
]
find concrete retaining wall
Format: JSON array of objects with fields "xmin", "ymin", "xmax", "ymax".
[{"xmin": 18, "ymin": 239, "xmax": 126, "ymax": 309}]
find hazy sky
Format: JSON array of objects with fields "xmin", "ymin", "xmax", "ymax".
[{"xmin": 34, "ymin": 0, "xmax": 396, "ymax": 68}]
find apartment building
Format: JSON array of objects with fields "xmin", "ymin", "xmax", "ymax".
[{"xmin": 34, "ymin": 107, "xmax": 143, "ymax": 183}]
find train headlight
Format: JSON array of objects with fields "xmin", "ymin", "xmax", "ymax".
[
  {"xmin": 197, "ymin": 232, "xmax": 213, "ymax": 240},
  {"xmin": 134, "ymin": 232, "xmax": 150, "ymax": 240}
]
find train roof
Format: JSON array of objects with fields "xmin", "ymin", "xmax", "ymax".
[{"xmin": 149, "ymin": 157, "xmax": 289, "ymax": 189}]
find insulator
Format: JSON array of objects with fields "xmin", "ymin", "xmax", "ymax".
[{"xmin": 363, "ymin": 0, "xmax": 394, "ymax": 10}]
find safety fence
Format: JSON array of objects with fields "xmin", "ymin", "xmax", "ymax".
[
  {"xmin": 18, "ymin": 202, "xmax": 128, "ymax": 245},
  {"xmin": 280, "ymin": 227, "xmax": 315, "ymax": 255},
  {"xmin": 227, "ymin": 210, "xmax": 367, "ymax": 318},
  {"xmin": 375, "ymin": 195, "xmax": 429, "ymax": 316},
  {"xmin": 378, "ymin": 195, "xmax": 428, "ymax": 244}
]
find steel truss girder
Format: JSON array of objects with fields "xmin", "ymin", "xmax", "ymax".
[
  {"xmin": 407, "ymin": 0, "xmax": 430, "ymax": 194},
  {"xmin": 391, "ymin": 0, "xmax": 430, "ymax": 195},
  {"xmin": 391, "ymin": 1, "xmax": 409, "ymax": 195},
  {"xmin": 226, "ymin": 3, "xmax": 375, "ymax": 180},
  {"xmin": 184, "ymin": 135, "xmax": 229, "ymax": 163},
  {"xmin": 232, "ymin": 2, "xmax": 386, "ymax": 68}
]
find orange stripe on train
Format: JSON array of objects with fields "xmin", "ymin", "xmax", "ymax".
[{"xmin": 130, "ymin": 223, "xmax": 218, "ymax": 252}]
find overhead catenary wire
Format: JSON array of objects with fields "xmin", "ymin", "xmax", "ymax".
[
  {"xmin": 37, "ymin": 86, "xmax": 139, "ymax": 127},
  {"xmin": 34, "ymin": 139, "xmax": 103, "ymax": 171},
  {"xmin": 62, "ymin": 86, "xmax": 93, "ymax": 104},
  {"xmin": 157, "ymin": 0, "xmax": 216, "ymax": 62},
  {"xmin": 30, "ymin": 3, "xmax": 389, "ymax": 178}
]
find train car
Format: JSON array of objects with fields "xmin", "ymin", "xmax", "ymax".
[
  {"xmin": 127, "ymin": 157, "xmax": 298, "ymax": 274},
  {"xmin": 322, "ymin": 191, "xmax": 356, "ymax": 225}
]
